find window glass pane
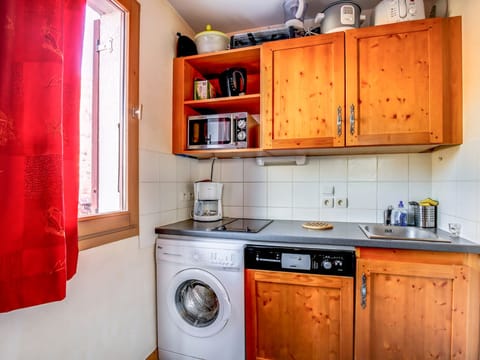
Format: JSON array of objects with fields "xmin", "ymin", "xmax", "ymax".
[{"xmin": 79, "ymin": 0, "xmax": 126, "ymax": 217}]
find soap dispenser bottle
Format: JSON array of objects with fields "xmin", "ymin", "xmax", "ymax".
[{"xmin": 392, "ymin": 201, "xmax": 407, "ymax": 226}]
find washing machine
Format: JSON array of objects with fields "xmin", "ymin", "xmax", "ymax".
[{"xmin": 156, "ymin": 235, "xmax": 245, "ymax": 360}]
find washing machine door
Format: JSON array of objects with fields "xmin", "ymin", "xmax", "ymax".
[{"xmin": 167, "ymin": 268, "xmax": 232, "ymax": 338}]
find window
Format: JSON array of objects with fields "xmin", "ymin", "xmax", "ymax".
[{"xmin": 78, "ymin": 0, "xmax": 139, "ymax": 250}]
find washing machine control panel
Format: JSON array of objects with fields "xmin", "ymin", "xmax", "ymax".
[{"xmin": 191, "ymin": 248, "xmax": 242, "ymax": 269}]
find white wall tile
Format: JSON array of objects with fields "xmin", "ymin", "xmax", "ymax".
[
  {"xmin": 223, "ymin": 206, "xmax": 244, "ymax": 218},
  {"xmin": 221, "ymin": 159, "xmax": 244, "ymax": 182},
  {"xmin": 158, "ymin": 153, "xmax": 177, "ymax": 182},
  {"xmin": 244, "ymin": 158, "xmax": 267, "ymax": 182},
  {"xmin": 456, "ymin": 141, "xmax": 480, "ymax": 181},
  {"xmin": 319, "ymin": 157, "xmax": 348, "ymax": 181},
  {"xmin": 243, "ymin": 207, "xmax": 267, "ymax": 219},
  {"xmin": 293, "ymin": 182, "xmax": 319, "ymax": 208},
  {"xmin": 431, "ymin": 147, "xmax": 459, "ymax": 182},
  {"xmin": 139, "ymin": 182, "xmax": 160, "ymax": 215},
  {"xmin": 268, "ymin": 207, "xmax": 293, "ymax": 220},
  {"xmin": 320, "ymin": 208, "xmax": 347, "ymax": 222},
  {"xmin": 194, "ymin": 159, "xmax": 220, "ymax": 182},
  {"xmin": 268, "ymin": 182, "xmax": 293, "ymax": 208},
  {"xmin": 377, "ymin": 154, "xmax": 409, "ymax": 181},
  {"xmin": 267, "ymin": 165, "xmax": 293, "ymax": 182},
  {"xmin": 456, "ymin": 181, "xmax": 478, "ymax": 222},
  {"xmin": 176, "ymin": 156, "xmax": 192, "ymax": 182},
  {"xmin": 244, "ymin": 182, "xmax": 267, "ymax": 207},
  {"xmin": 348, "ymin": 209, "xmax": 377, "ymax": 223},
  {"xmin": 377, "ymin": 182, "xmax": 409, "ymax": 210},
  {"xmin": 176, "ymin": 182, "xmax": 193, "ymax": 209},
  {"xmin": 348, "ymin": 156, "xmax": 377, "ymax": 181},
  {"xmin": 293, "ymin": 158, "xmax": 319, "ymax": 182},
  {"xmin": 139, "ymin": 149, "xmax": 160, "ymax": 182},
  {"xmin": 348, "ymin": 182, "xmax": 377, "ymax": 209},
  {"xmin": 408, "ymin": 182, "xmax": 431, "ymax": 202},
  {"xmin": 223, "ymin": 182, "xmax": 244, "ymax": 207},
  {"xmin": 160, "ymin": 182, "xmax": 177, "ymax": 211},
  {"xmin": 293, "ymin": 208, "xmax": 320, "ymax": 221},
  {"xmin": 432, "ymin": 181, "xmax": 457, "ymax": 216},
  {"xmin": 409, "ymin": 153, "xmax": 432, "ymax": 181}
]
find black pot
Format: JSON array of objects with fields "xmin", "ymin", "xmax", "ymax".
[{"xmin": 176, "ymin": 32, "xmax": 197, "ymax": 57}]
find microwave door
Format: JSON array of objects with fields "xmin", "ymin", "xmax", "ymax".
[{"xmin": 207, "ymin": 117, "xmax": 232, "ymax": 145}]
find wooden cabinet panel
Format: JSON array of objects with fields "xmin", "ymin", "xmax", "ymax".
[
  {"xmin": 346, "ymin": 17, "xmax": 462, "ymax": 146},
  {"xmin": 262, "ymin": 33, "xmax": 345, "ymax": 150},
  {"xmin": 245, "ymin": 269, "xmax": 354, "ymax": 360},
  {"xmin": 355, "ymin": 249, "xmax": 480, "ymax": 360}
]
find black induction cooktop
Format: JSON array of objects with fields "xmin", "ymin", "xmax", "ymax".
[{"xmin": 212, "ymin": 218, "xmax": 273, "ymax": 233}]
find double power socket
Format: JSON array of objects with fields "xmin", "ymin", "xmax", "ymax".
[{"xmin": 321, "ymin": 186, "xmax": 347, "ymax": 208}]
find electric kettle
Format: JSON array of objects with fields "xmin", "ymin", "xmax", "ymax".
[{"xmin": 219, "ymin": 68, "xmax": 247, "ymax": 97}]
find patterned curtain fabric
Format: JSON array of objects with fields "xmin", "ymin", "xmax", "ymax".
[{"xmin": 0, "ymin": 0, "xmax": 85, "ymax": 312}]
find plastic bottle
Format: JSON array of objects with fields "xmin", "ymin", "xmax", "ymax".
[{"xmin": 392, "ymin": 201, "xmax": 408, "ymax": 226}]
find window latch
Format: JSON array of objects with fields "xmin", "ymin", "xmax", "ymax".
[
  {"xmin": 132, "ymin": 104, "xmax": 143, "ymax": 120},
  {"xmin": 96, "ymin": 38, "xmax": 113, "ymax": 53}
]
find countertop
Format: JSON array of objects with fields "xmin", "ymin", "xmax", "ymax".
[{"xmin": 155, "ymin": 218, "xmax": 480, "ymax": 254}]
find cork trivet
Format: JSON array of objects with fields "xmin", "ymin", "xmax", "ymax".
[{"xmin": 302, "ymin": 221, "xmax": 334, "ymax": 230}]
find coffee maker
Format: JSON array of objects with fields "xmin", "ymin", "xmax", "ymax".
[{"xmin": 193, "ymin": 182, "xmax": 223, "ymax": 222}]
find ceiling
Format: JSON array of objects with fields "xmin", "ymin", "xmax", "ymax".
[{"xmin": 167, "ymin": 0, "xmax": 381, "ymax": 33}]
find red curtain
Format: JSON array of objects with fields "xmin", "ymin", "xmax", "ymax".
[{"xmin": 0, "ymin": 0, "xmax": 85, "ymax": 312}]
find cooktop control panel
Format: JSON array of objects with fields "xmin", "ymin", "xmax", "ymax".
[{"xmin": 244, "ymin": 245, "xmax": 355, "ymax": 277}]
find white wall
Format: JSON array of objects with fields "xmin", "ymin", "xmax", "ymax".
[
  {"xmin": 0, "ymin": 0, "xmax": 193, "ymax": 359},
  {"xmin": 431, "ymin": 0, "xmax": 480, "ymax": 242}
]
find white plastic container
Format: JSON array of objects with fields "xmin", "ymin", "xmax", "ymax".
[{"xmin": 194, "ymin": 25, "xmax": 229, "ymax": 54}]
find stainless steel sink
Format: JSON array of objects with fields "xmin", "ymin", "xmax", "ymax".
[{"xmin": 358, "ymin": 224, "xmax": 451, "ymax": 243}]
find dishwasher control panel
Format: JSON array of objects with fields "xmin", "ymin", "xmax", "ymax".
[{"xmin": 245, "ymin": 245, "xmax": 355, "ymax": 277}]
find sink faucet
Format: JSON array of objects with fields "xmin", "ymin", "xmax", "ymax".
[{"xmin": 384, "ymin": 205, "xmax": 393, "ymax": 225}]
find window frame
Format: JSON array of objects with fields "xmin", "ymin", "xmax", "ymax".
[{"xmin": 78, "ymin": 0, "xmax": 139, "ymax": 250}]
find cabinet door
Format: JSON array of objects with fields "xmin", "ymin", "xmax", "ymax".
[
  {"xmin": 262, "ymin": 34, "xmax": 345, "ymax": 150},
  {"xmin": 245, "ymin": 269, "xmax": 354, "ymax": 360},
  {"xmin": 355, "ymin": 257, "xmax": 472, "ymax": 359},
  {"xmin": 345, "ymin": 17, "xmax": 462, "ymax": 146}
]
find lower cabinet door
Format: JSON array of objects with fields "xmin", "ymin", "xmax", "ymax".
[
  {"xmin": 245, "ymin": 269, "xmax": 354, "ymax": 360},
  {"xmin": 355, "ymin": 256, "xmax": 475, "ymax": 359}
]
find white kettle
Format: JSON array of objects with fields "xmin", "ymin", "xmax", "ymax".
[{"xmin": 283, "ymin": 0, "xmax": 307, "ymax": 30}]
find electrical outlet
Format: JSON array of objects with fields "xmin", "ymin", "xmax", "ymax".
[
  {"xmin": 321, "ymin": 197, "xmax": 334, "ymax": 208},
  {"xmin": 335, "ymin": 197, "xmax": 348, "ymax": 208}
]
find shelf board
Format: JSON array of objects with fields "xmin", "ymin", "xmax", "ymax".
[
  {"xmin": 184, "ymin": 94, "xmax": 260, "ymax": 114},
  {"xmin": 183, "ymin": 46, "xmax": 261, "ymax": 75}
]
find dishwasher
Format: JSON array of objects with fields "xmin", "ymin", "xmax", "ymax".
[{"xmin": 244, "ymin": 245, "xmax": 356, "ymax": 360}]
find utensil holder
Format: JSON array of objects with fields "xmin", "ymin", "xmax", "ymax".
[{"xmin": 414, "ymin": 205, "xmax": 437, "ymax": 228}]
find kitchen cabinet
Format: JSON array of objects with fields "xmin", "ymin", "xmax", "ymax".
[
  {"xmin": 245, "ymin": 269, "xmax": 354, "ymax": 360},
  {"xmin": 261, "ymin": 16, "xmax": 462, "ymax": 151},
  {"xmin": 355, "ymin": 248, "xmax": 480, "ymax": 359},
  {"xmin": 172, "ymin": 46, "xmax": 264, "ymax": 158},
  {"xmin": 261, "ymin": 32, "xmax": 346, "ymax": 150}
]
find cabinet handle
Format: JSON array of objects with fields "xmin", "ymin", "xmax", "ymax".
[
  {"xmin": 337, "ymin": 106, "xmax": 342, "ymax": 136},
  {"xmin": 349, "ymin": 104, "xmax": 355, "ymax": 135},
  {"xmin": 361, "ymin": 273, "xmax": 367, "ymax": 309}
]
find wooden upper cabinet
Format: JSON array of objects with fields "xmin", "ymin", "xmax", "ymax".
[
  {"xmin": 345, "ymin": 17, "xmax": 462, "ymax": 146},
  {"xmin": 261, "ymin": 33, "xmax": 346, "ymax": 150},
  {"xmin": 355, "ymin": 248, "xmax": 480, "ymax": 360}
]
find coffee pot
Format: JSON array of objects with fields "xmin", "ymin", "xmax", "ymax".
[{"xmin": 193, "ymin": 182, "xmax": 223, "ymax": 222}]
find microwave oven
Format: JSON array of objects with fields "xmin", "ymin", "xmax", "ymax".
[{"xmin": 187, "ymin": 112, "xmax": 259, "ymax": 150}]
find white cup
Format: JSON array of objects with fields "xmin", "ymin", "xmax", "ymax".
[{"xmin": 448, "ymin": 223, "xmax": 461, "ymax": 238}]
